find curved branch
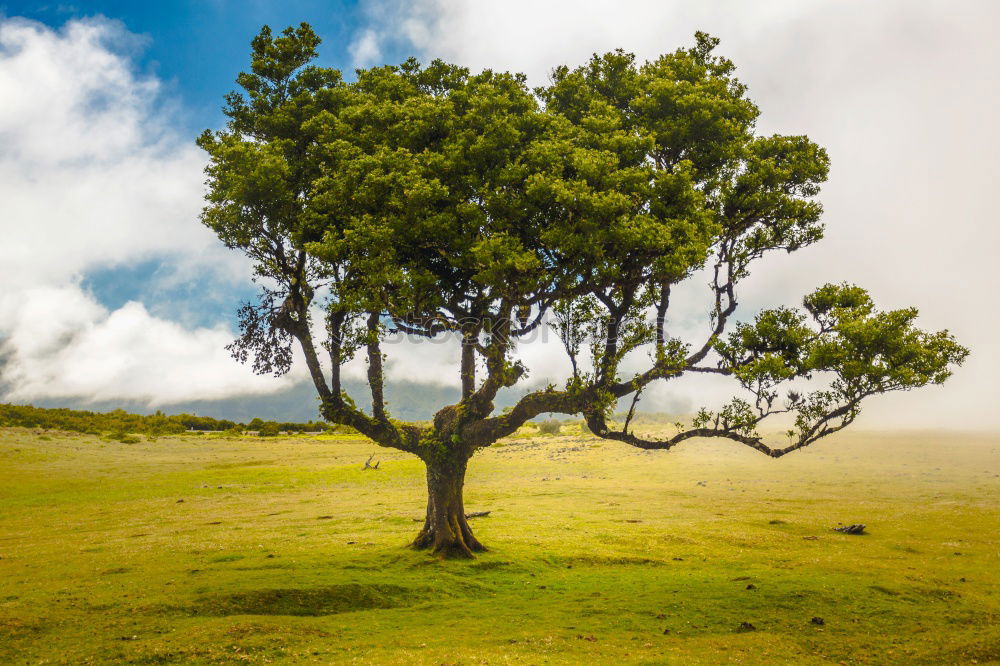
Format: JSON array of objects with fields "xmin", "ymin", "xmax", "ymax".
[
  {"xmin": 461, "ymin": 386, "xmax": 586, "ymax": 447},
  {"xmin": 584, "ymin": 398, "xmax": 861, "ymax": 459}
]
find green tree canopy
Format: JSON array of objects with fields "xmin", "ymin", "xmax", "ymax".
[{"xmin": 198, "ymin": 24, "xmax": 968, "ymax": 557}]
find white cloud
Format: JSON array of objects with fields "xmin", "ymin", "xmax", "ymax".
[
  {"xmin": 348, "ymin": 0, "xmax": 1000, "ymax": 429},
  {"xmin": 2, "ymin": 288, "xmax": 297, "ymax": 405},
  {"xmin": 0, "ymin": 16, "xmax": 290, "ymax": 405},
  {"xmin": 349, "ymin": 29, "xmax": 381, "ymax": 65},
  {"xmin": 0, "ymin": 17, "xmax": 245, "ymax": 288}
]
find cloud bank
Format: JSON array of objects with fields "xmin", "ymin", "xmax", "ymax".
[{"xmin": 0, "ymin": 17, "xmax": 299, "ymax": 405}]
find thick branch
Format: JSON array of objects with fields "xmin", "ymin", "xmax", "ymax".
[
  {"xmin": 313, "ymin": 308, "xmax": 420, "ymax": 453},
  {"xmin": 460, "ymin": 308, "xmax": 523, "ymax": 420},
  {"xmin": 327, "ymin": 308, "xmax": 347, "ymax": 396},
  {"xmin": 597, "ymin": 288, "xmax": 636, "ymax": 385},
  {"xmin": 461, "ymin": 332, "xmax": 476, "ymax": 400},
  {"xmin": 366, "ymin": 312, "xmax": 388, "ymax": 422},
  {"xmin": 655, "ymin": 284, "xmax": 670, "ymax": 350},
  {"xmin": 461, "ymin": 386, "xmax": 586, "ymax": 447}
]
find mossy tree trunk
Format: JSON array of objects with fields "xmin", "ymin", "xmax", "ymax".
[{"xmin": 411, "ymin": 454, "xmax": 485, "ymax": 559}]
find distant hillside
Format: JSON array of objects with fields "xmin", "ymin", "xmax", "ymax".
[
  {"xmin": 26, "ymin": 379, "xmax": 526, "ymax": 423},
  {"xmin": 7, "ymin": 379, "xmax": 678, "ymax": 428}
]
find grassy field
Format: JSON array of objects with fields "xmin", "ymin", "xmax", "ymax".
[{"xmin": 1, "ymin": 424, "xmax": 998, "ymax": 664}]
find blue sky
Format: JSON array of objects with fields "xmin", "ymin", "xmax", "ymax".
[
  {"xmin": 2, "ymin": 1, "xmax": 383, "ymax": 133},
  {"xmin": 0, "ymin": 1, "xmax": 415, "ymax": 332},
  {"xmin": 0, "ymin": 1, "xmax": 997, "ymax": 427}
]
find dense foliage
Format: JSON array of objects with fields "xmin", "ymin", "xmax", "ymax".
[{"xmin": 198, "ymin": 24, "xmax": 968, "ymax": 556}]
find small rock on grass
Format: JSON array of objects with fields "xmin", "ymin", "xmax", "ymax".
[
  {"xmin": 811, "ymin": 617, "xmax": 825, "ymax": 625},
  {"xmin": 832, "ymin": 523, "xmax": 866, "ymax": 535},
  {"xmin": 736, "ymin": 622, "xmax": 756, "ymax": 632}
]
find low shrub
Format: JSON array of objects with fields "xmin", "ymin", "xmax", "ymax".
[
  {"xmin": 537, "ymin": 419, "xmax": 561, "ymax": 436},
  {"xmin": 258, "ymin": 421, "xmax": 281, "ymax": 437}
]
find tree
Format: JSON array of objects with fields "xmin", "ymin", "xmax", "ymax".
[{"xmin": 198, "ymin": 24, "xmax": 968, "ymax": 558}]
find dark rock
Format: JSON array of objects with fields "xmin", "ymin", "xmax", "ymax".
[
  {"xmin": 811, "ymin": 617, "xmax": 825, "ymax": 625},
  {"xmin": 736, "ymin": 622, "xmax": 756, "ymax": 632},
  {"xmin": 832, "ymin": 524, "xmax": 866, "ymax": 535}
]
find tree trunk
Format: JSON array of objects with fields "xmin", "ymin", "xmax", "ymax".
[{"xmin": 411, "ymin": 455, "xmax": 486, "ymax": 558}]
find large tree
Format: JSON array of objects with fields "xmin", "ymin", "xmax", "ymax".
[{"xmin": 199, "ymin": 24, "xmax": 968, "ymax": 558}]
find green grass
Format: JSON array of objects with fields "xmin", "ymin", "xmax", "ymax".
[{"xmin": 0, "ymin": 426, "xmax": 998, "ymax": 664}]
